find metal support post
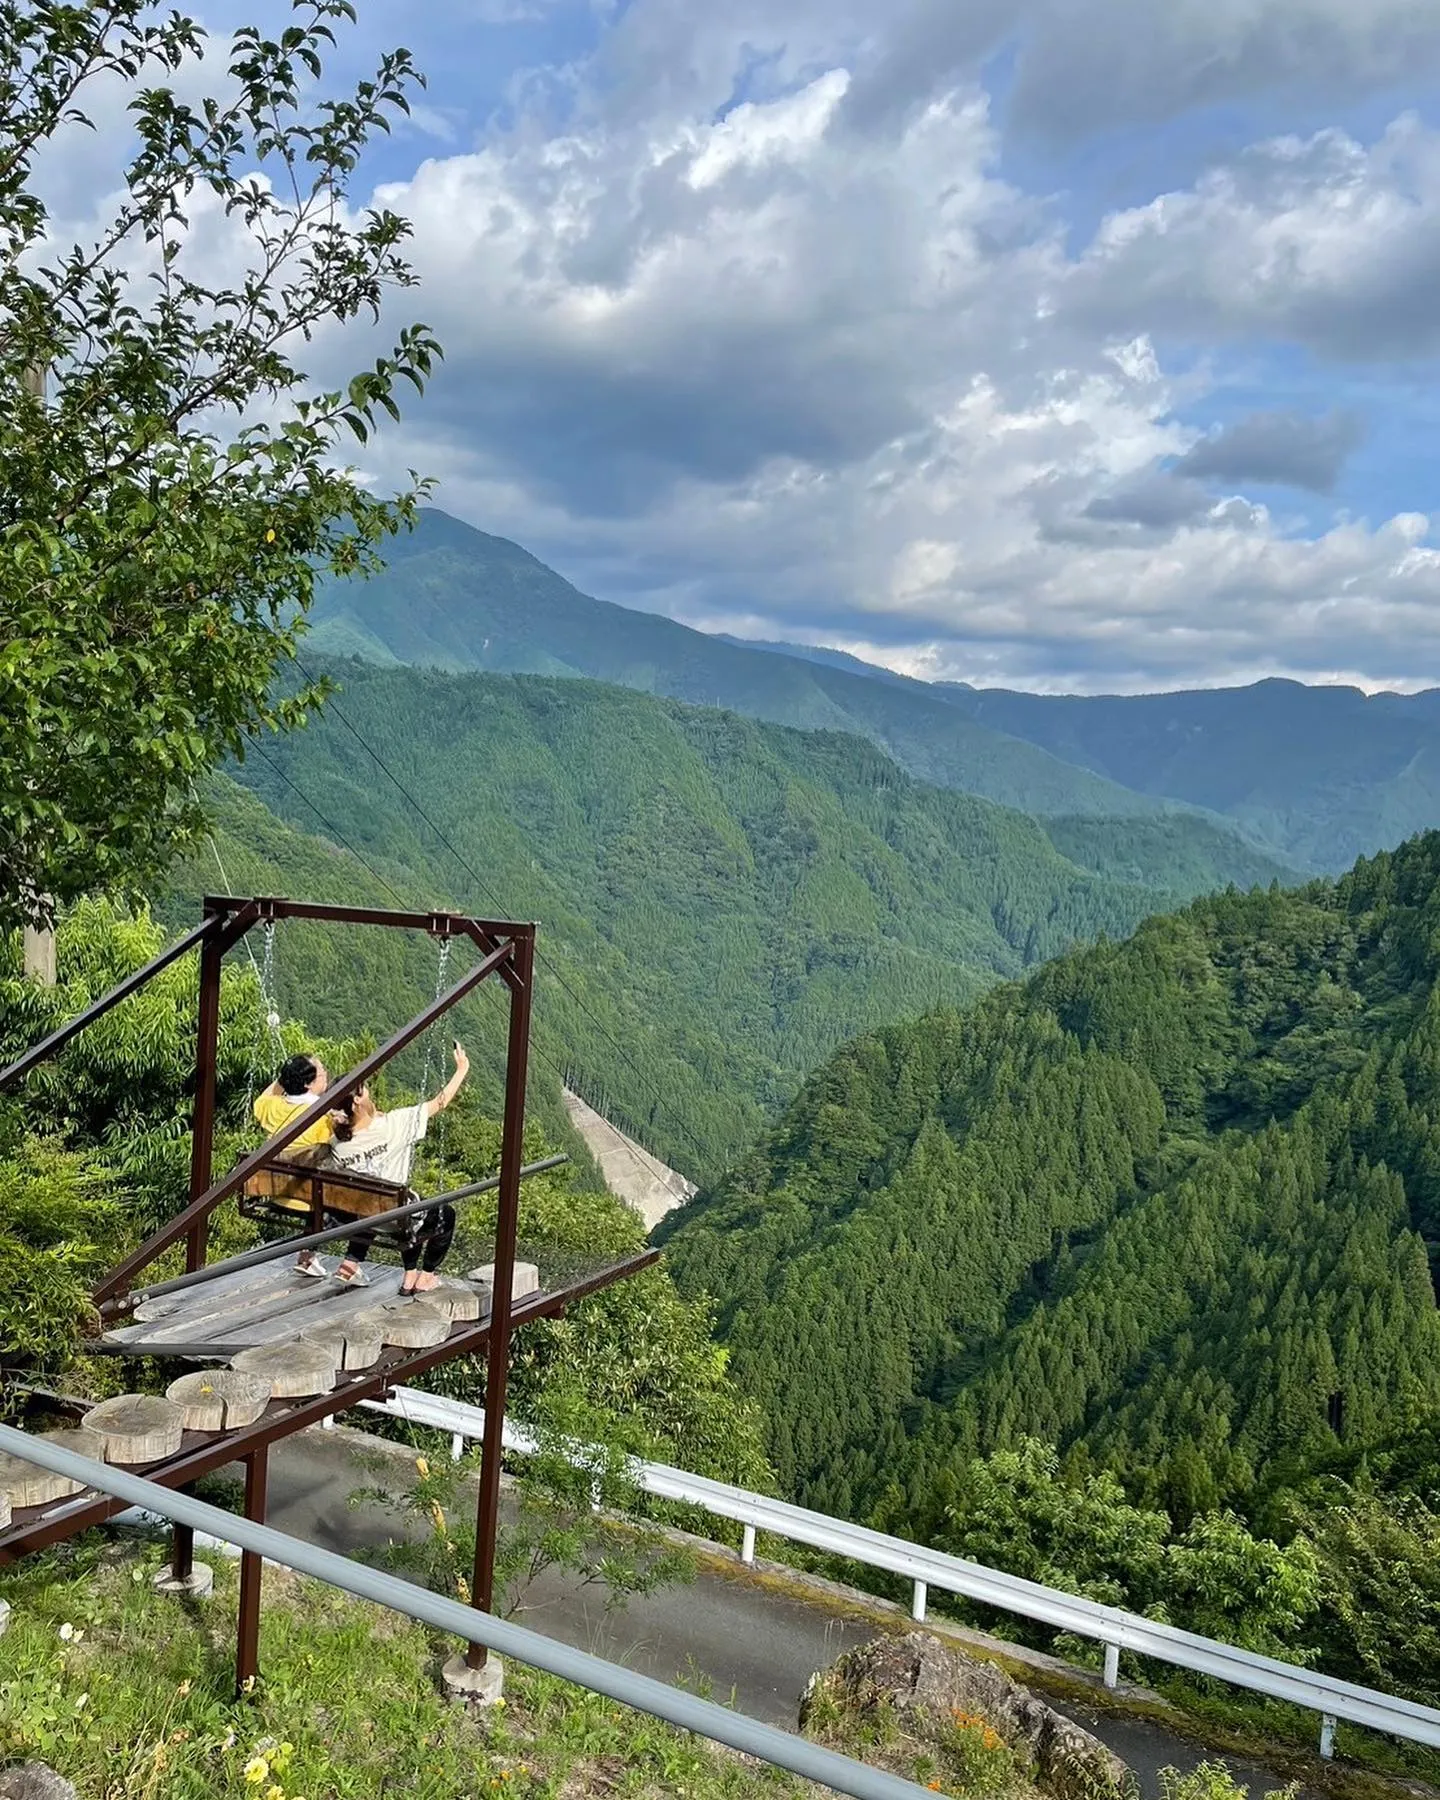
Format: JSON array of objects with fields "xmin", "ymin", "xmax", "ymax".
[
  {"xmin": 911, "ymin": 1579, "xmax": 927, "ymax": 1622},
  {"xmin": 468, "ymin": 930, "xmax": 535, "ymax": 1671},
  {"xmin": 1319, "ymin": 1714, "xmax": 1337, "ymax": 1760},
  {"xmin": 1103, "ymin": 1642, "xmax": 1120, "ymax": 1690},
  {"xmin": 741, "ymin": 1525, "xmax": 756, "ymax": 1565},
  {"xmin": 185, "ymin": 915, "xmax": 225, "ymax": 1274},
  {"xmin": 236, "ymin": 1446, "xmax": 269, "ymax": 1694},
  {"xmin": 172, "ymin": 1521, "xmax": 194, "ymax": 1581}
]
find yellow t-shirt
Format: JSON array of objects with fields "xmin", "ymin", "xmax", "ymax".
[{"xmin": 253, "ymin": 1090, "xmax": 333, "ymax": 1149}]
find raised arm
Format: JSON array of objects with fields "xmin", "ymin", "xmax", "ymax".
[{"xmin": 425, "ymin": 1041, "xmax": 470, "ymax": 1118}]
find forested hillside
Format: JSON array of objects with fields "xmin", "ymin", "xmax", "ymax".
[
  {"xmin": 228, "ymin": 662, "xmax": 1291, "ymax": 1181},
  {"xmin": 307, "ymin": 510, "xmax": 1182, "ymax": 821},
  {"xmin": 931, "ymin": 678, "xmax": 1440, "ymax": 873},
  {"xmin": 657, "ymin": 833, "xmax": 1440, "ymax": 1533}
]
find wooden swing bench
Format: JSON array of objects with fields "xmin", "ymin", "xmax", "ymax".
[{"xmin": 238, "ymin": 1156, "xmax": 440, "ymax": 1255}]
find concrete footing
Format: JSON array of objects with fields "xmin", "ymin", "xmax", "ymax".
[
  {"xmin": 152, "ymin": 1562, "xmax": 214, "ymax": 1598},
  {"xmin": 441, "ymin": 1650, "xmax": 505, "ymax": 1707}
]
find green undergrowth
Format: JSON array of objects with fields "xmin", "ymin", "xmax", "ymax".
[{"xmin": 0, "ymin": 1540, "xmax": 806, "ymax": 1800}]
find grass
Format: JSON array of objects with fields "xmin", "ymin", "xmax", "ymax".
[{"xmin": 0, "ymin": 1537, "xmax": 808, "ymax": 1800}]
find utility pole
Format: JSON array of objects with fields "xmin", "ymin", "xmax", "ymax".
[{"xmin": 19, "ymin": 360, "xmax": 56, "ymax": 986}]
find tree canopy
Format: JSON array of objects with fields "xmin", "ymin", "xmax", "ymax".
[{"xmin": 0, "ymin": 1, "xmax": 439, "ymax": 933}]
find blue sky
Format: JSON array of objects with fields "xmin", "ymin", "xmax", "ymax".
[{"xmin": 73, "ymin": 2, "xmax": 1440, "ymax": 692}]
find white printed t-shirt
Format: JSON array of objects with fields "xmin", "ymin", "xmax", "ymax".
[{"xmin": 325, "ymin": 1102, "xmax": 428, "ymax": 1187}]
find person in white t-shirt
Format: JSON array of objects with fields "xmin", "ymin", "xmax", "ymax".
[{"xmin": 322, "ymin": 1042, "xmax": 470, "ymax": 1293}]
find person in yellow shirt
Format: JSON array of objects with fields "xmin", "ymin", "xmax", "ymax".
[{"xmin": 252, "ymin": 1051, "xmax": 333, "ymax": 1278}]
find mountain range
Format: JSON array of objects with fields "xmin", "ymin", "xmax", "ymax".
[
  {"xmin": 203, "ymin": 664, "xmax": 1292, "ymax": 1181},
  {"xmin": 310, "ymin": 508, "xmax": 1440, "ymax": 873}
]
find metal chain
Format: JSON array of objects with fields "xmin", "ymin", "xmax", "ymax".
[{"xmin": 420, "ymin": 935, "xmax": 452, "ymax": 1098}]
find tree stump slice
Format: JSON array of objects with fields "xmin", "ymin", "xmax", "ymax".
[
  {"xmin": 422, "ymin": 1279, "xmax": 483, "ymax": 1322},
  {"xmin": 466, "ymin": 1260, "xmax": 540, "ymax": 1299},
  {"xmin": 231, "ymin": 1341, "xmax": 335, "ymax": 1397},
  {"xmin": 0, "ymin": 1428, "xmax": 106, "ymax": 1508},
  {"xmin": 301, "ymin": 1321, "xmax": 385, "ymax": 1370},
  {"xmin": 84, "ymin": 1395, "xmax": 185, "ymax": 1464},
  {"xmin": 366, "ymin": 1298, "xmax": 452, "ymax": 1348},
  {"xmin": 165, "ymin": 1370, "xmax": 272, "ymax": 1431}
]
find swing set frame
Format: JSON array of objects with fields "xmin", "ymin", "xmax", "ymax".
[{"xmin": 0, "ymin": 896, "xmax": 659, "ymax": 1690}]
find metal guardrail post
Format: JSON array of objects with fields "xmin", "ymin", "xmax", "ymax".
[
  {"xmin": 358, "ymin": 1386, "xmax": 1440, "ymax": 1755},
  {"xmin": 1103, "ymin": 1643, "xmax": 1120, "ymax": 1690},
  {"xmin": 911, "ymin": 1579, "xmax": 927, "ymax": 1622},
  {"xmin": 741, "ymin": 1525, "xmax": 756, "ymax": 1565},
  {"xmin": 1319, "ymin": 1715, "xmax": 1337, "ymax": 1760}
]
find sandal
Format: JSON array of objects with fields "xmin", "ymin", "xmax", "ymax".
[
  {"xmin": 295, "ymin": 1252, "xmax": 328, "ymax": 1280},
  {"xmin": 333, "ymin": 1262, "xmax": 370, "ymax": 1287}
]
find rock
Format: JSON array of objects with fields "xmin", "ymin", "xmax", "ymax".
[
  {"xmin": 801, "ymin": 1632, "xmax": 1134, "ymax": 1800},
  {"xmin": 0, "ymin": 1763, "xmax": 79, "ymax": 1799}
]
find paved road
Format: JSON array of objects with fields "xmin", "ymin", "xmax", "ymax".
[{"xmin": 248, "ymin": 1428, "xmax": 1303, "ymax": 1798}]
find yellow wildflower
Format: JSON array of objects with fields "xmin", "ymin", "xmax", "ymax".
[
  {"xmin": 415, "ymin": 1456, "xmax": 430, "ymax": 1478},
  {"xmin": 266, "ymin": 1786, "xmax": 285, "ymax": 1800},
  {"xmin": 265, "ymin": 529, "xmax": 276, "ymax": 544},
  {"xmin": 243, "ymin": 1757, "xmax": 269, "ymax": 1784}
]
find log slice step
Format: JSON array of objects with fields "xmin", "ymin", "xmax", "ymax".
[
  {"xmin": 359, "ymin": 1298, "xmax": 452, "ymax": 1349},
  {"xmin": 231, "ymin": 1340, "xmax": 336, "ymax": 1397},
  {"xmin": 85, "ymin": 1394, "xmax": 185, "ymax": 1464},
  {"xmin": 0, "ymin": 1427, "xmax": 107, "ymax": 1508},
  {"xmin": 301, "ymin": 1320, "xmax": 385, "ymax": 1370},
  {"xmin": 420, "ymin": 1279, "xmax": 483, "ymax": 1323},
  {"xmin": 165, "ymin": 1370, "xmax": 273, "ymax": 1432}
]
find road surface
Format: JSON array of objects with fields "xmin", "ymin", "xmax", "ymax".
[{"xmin": 246, "ymin": 1428, "xmax": 1304, "ymax": 1798}]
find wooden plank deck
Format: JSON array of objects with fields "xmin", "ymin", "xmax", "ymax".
[{"xmin": 101, "ymin": 1259, "xmax": 464, "ymax": 1356}]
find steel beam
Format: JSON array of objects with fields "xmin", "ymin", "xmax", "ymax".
[
  {"xmin": 0, "ymin": 1249, "xmax": 658, "ymax": 1560},
  {"xmin": 469, "ymin": 927, "xmax": 534, "ymax": 1666},
  {"xmin": 236, "ymin": 1447, "xmax": 268, "ymax": 1691},
  {"xmin": 0, "ymin": 911, "xmax": 236, "ymax": 1092},
  {"xmin": 0, "ymin": 1423, "xmax": 939, "ymax": 1800}
]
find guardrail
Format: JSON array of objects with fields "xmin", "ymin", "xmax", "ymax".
[
  {"xmin": 364, "ymin": 1386, "xmax": 1440, "ymax": 1762},
  {"xmin": 0, "ymin": 1422, "xmax": 936, "ymax": 1800}
]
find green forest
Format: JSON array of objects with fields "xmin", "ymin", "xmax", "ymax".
[
  {"xmin": 219, "ymin": 659, "xmax": 1292, "ymax": 1182},
  {"xmin": 657, "ymin": 832, "xmax": 1440, "ymax": 1698}
]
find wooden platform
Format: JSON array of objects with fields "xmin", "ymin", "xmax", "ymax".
[
  {"xmin": 0, "ymin": 1246, "xmax": 659, "ymax": 1565},
  {"xmin": 98, "ymin": 1257, "xmax": 432, "ymax": 1357}
]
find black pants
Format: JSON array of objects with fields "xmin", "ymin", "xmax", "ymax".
[{"xmin": 344, "ymin": 1203, "xmax": 455, "ymax": 1274}]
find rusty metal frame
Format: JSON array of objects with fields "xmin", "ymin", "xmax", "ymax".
[
  {"xmin": 0, "ymin": 895, "xmax": 659, "ymax": 1693},
  {"xmin": 0, "ymin": 1248, "xmax": 658, "ymax": 1562}
]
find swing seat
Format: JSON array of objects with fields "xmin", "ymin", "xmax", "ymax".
[{"xmin": 237, "ymin": 1156, "xmax": 444, "ymax": 1253}]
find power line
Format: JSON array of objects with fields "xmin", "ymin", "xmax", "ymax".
[{"xmin": 286, "ymin": 655, "xmax": 675, "ymax": 1134}]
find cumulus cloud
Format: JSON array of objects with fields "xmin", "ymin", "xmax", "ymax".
[
  {"xmin": 41, "ymin": 0, "xmax": 1440, "ymax": 692},
  {"xmin": 1070, "ymin": 114, "xmax": 1440, "ymax": 360}
]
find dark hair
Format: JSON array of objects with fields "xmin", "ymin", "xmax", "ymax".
[
  {"xmin": 277, "ymin": 1052, "xmax": 318, "ymax": 1094},
  {"xmin": 329, "ymin": 1090, "xmax": 362, "ymax": 1142}
]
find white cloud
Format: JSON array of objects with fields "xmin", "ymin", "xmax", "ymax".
[
  {"xmin": 35, "ymin": 0, "xmax": 1440, "ymax": 692},
  {"xmin": 1070, "ymin": 115, "xmax": 1440, "ymax": 359},
  {"xmin": 324, "ymin": 35, "xmax": 1440, "ymax": 694}
]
